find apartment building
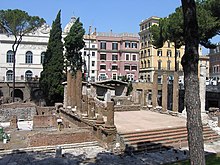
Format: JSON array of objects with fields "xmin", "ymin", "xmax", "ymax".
[
  {"xmin": 139, "ymin": 16, "xmax": 185, "ymax": 82},
  {"xmin": 96, "ymin": 32, "xmax": 139, "ymax": 81},
  {"xmin": 209, "ymin": 43, "xmax": 220, "ymax": 80}
]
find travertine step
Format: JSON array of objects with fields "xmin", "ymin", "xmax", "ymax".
[{"xmin": 120, "ymin": 125, "xmax": 220, "ymax": 152}]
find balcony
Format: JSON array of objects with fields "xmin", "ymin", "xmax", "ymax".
[{"xmin": 0, "ymin": 76, "xmax": 39, "ymax": 83}]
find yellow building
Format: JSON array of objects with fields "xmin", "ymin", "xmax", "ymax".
[{"xmin": 139, "ymin": 16, "xmax": 185, "ymax": 82}]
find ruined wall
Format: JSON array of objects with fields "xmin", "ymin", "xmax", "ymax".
[
  {"xmin": 114, "ymin": 105, "xmax": 141, "ymax": 112},
  {"xmin": 29, "ymin": 130, "xmax": 96, "ymax": 147},
  {"xmin": 36, "ymin": 106, "xmax": 55, "ymax": 115},
  {"xmin": 33, "ymin": 115, "xmax": 57, "ymax": 129},
  {"xmin": 0, "ymin": 103, "xmax": 37, "ymax": 122}
]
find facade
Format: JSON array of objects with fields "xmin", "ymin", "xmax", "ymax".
[
  {"xmin": 82, "ymin": 31, "xmax": 98, "ymax": 82},
  {"xmin": 139, "ymin": 16, "xmax": 185, "ymax": 82},
  {"xmin": 96, "ymin": 32, "xmax": 139, "ymax": 81},
  {"xmin": 209, "ymin": 43, "xmax": 220, "ymax": 80},
  {"xmin": 0, "ymin": 25, "xmax": 50, "ymax": 101}
]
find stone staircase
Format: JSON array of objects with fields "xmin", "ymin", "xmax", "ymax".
[{"xmin": 119, "ymin": 125, "xmax": 220, "ymax": 153}]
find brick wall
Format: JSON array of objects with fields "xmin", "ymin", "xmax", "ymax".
[
  {"xmin": 36, "ymin": 106, "xmax": 55, "ymax": 115},
  {"xmin": 33, "ymin": 115, "xmax": 57, "ymax": 129},
  {"xmin": 29, "ymin": 130, "xmax": 96, "ymax": 147}
]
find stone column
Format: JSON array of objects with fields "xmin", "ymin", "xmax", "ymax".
[
  {"xmin": 105, "ymin": 101, "xmax": 116, "ymax": 129},
  {"xmin": 71, "ymin": 75, "xmax": 76, "ymax": 108},
  {"xmin": 67, "ymin": 72, "xmax": 71, "ymax": 107},
  {"xmin": 63, "ymin": 84, "xmax": 67, "ymax": 109},
  {"xmin": 172, "ymin": 72, "xmax": 179, "ymax": 112},
  {"xmin": 152, "ymin": 72, "xmax": 158, "ymax": 108},
  {"xmin": 82, "ymin": 95, "xmax": 88, "ymax": 116},
  {"xmin": 162, "ymin": 74, "xmax": 168, "ymax": 112},
  {"xmin": 88, "ymin": 97, "xmax": 96, "ymax": 120},
  {"xmin": 76, "ymin": 70, "xmax": 82, "ymax": 114},
  {"xmin": 10, "ymin": 115, "xmax": 18, "ymax": 129},
  {"xmin": 96, "ymin": 106, "xmax": 105, "ymax": 125},
  {"xmin": 200, "ymin": 64, "xmax": 206, "ymax": 114}
]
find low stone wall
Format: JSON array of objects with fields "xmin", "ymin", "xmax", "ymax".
[
  {"xmin": 36, "ymin": 106, "xmax": 55, "ymax": 115},
  {"xmin": 0, "ymin": 103, "xmax": 37, "ymax": 122},
  {"xmin": 33, "ymin": 115, "xmax": 57, "ymax": 129},
  {"xmin": 114, "ymin": 105, "xmax": 141, "ymax": 112},
  {"xmin": 29, "ymin": 130, "xmax": 96, "ymax": 147}
]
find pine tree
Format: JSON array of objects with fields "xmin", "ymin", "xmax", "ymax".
[{"xmin": 39, "ymin": 10, "xmax": 64, "ymax": 105}]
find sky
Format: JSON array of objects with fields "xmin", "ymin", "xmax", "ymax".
[
  {"xmin": 0, "ymin": 0, "xmax": 182, "ymax": 33},
  {"xmin": 1, "ymin": 0, "xmax": 218, "ymax": 54}
]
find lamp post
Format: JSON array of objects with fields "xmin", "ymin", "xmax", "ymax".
[{"xmin": 87, "ymin": 26, "xmax": 91, "ymax": 82}]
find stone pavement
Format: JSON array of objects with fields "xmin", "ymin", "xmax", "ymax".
[{"xmin": 114, "ymin": 110, "xmax": 187, "ymax": 133}]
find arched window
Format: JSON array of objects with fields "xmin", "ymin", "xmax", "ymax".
[
  {"xmin": 141, "ymin": 61, "xmax": 143, "ymax": 68},
  {"xmin": 6, "ymin": 50, "xmax": 14, "ymax": 63},
  {"xmin": 25, "ymin": 70, "xmax": 33, "ymax": 81},
  {"xmin": 144, "ymin": 60, "xmax": 147, "ymax": 68},
  {"xmin": 41, "ymin": 52, "xmax": 45, "ymax": 64},
  {"xmin": 25, "ymin": 51, "xmax": 33, "ymax": 64},
  {"xmin": 6, "ymin": 70, "xmax": 13, "ymax": 81}
]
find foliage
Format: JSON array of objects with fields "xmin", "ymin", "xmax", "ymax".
[
  {"xmin": 64, "ymin": 17, "xmax": 85, "ymax": 75},
  {"xmin": 0, "ymin": 9, "xmax": 45, "ymax": 101},
  {"xmin": 39, "ymin": 10, "xmax": 64, "ymax": 105},
  {"xmin": 150, "ymin": 0, "xmax": 220, "ymax": 51}
]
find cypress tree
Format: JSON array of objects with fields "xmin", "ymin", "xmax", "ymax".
[
  {"xmin": 39, "ymin": 10, "xmax": 64, "ymax": 105},
  {"xmin": 64, "ymin": 17, "xmax": 85, "ymax": 75}
]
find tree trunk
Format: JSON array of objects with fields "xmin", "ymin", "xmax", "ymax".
[{"xmin": 181, "ymin": 0, "xmax": 205, "ymax": 164}]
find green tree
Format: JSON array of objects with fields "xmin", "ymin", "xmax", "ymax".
[
  {"xmin": 181, "ymin": 1, "xmax": 205, "ymax": 164},
  {"xmin": 64, "ymin": 17, "xmax": 85, "ymax": 75},
  {"xmin": 0, "ymin": 9, "xmax": 45, "ymax": 102},
  {"xmin": 39, "ymin": 10, "xmax": 64, "ymax": 105}
]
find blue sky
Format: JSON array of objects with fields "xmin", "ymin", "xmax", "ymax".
[
  {"xmin": 1, "ymin": 0, "xmax": 219, "ymax": 54},
  {"xmin": 0, "ymin": 0, "xmax": 181, "ymax": 33}
]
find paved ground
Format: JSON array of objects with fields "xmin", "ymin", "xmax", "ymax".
[{"xmin": 114, "ymin": 110, "xmax": 187, "ymax": 133}]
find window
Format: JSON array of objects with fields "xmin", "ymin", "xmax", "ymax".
[
  {"xmin": 6, "ymin": 50, "xmax": 14, "ymax": 63},
  {"xmin": 25, "ymin": 51, "xmax": 33, "ymax": 64},
  {"xmin": 157, "ymin": 50, "xmax": 162, "ymax": 56},
  {"xmin": 92, "ymin": 70, "xmax": 95, "ymax": 74},
  {"xmin": 167, "ymin": 50, "xmax": 172, "ymax": 57},
  {"xmin": 100, "ymin": 54, "xmax": 106, "ymax": 60},
  {"xmin": 112, "ymin": 73, "xmax": 117, "ymax": 80},
  {"xmin": 41, "ymin": 52, "xmax": 45, "ymax": 64},
  {"xmin": 125, "ymin": 54, "xmax": 130, "ymax": 61},
  {"xmin": 141, "ymin": 61, "xmax": 143, "ymax": 68},
  {"xmin": 125, "ymin": 41, "xmax": 130, "ymax": 48},
  {"xmin": 148, "ymin": 49, "xmax": 150, "ymax": 56},
  {"xmin": 112, "ymin": 42, "xmax": 118, "ymax": 50},
  {"xmin": 131, "ymin": 65, "xmax": 137, "ymax": 71},
  {"xmin": 100, "ymin": 64, "xmax": 106, "ymax": 70},
  {"xmin": 147, "ymin": 60, "xmax": 151, "ymax": 68},
  {"xmin": 92, "ymin": 52, "xmax": 95, "ymax": 56},
  {"xmin": 99, "ymin": 74, "xmax": 107, "ymax": 80},
  {"xmin": 6, "ymin": 70, "xmax": 13, "ymax": 81},
  {"xmin": 144, "ymin": 60, "xmax": 147, "ymax": 68},
  {"xmin": 158, "ymin": 60, "xmax": 162, "ymax": 70},
  {"xmin": 141, "ymin": 51, "xmax": 143, "ymax": 58},
  {"xmin": 25, "ymin": 70, "xmax": 33, "ymax": 81},
  {"xmin": 127, "ymin": 74, "xmax": 134, "ymax": 81},
  {"xmin": 176, "ymin": 50, "xmax": 180, "ymax": 58},
  {"xmin": 100, "ymin": 41, "xmax": 106, "ymax": 49},
  {"xmin": 92, "ymin": 61, "xmax": 95, "ymax": 67},
  {"xmin": 132, "ymin": 54, "xmax": 137, "ymax": 61},
  {"xmin": 84, "ymin": 51, "xmax": 87, "ymax": 56},
  {"xmin": 132, "ymin": 42, "xmax": 137, "ymax": 48},
  {"xmin": 112, "ymin": 54, "xmax": 118, "ymax": 61},
  {"xmin": 158, "ymin": 75, "xmax": 162, "ymax": 84},
  {"xmin": 92, "ymin": 45, "xmax": 95, "ymax": 48},
  {"xmin": 124, "ymin": 65, "xmax": 130, "ymax": 70},
  {"xmin": 112, "ymin": 65, "xmax": 118, "ymax": 70},
  {"xmin": 167, "ymin": 60, "xmax": 171, "ymax": 70}
]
